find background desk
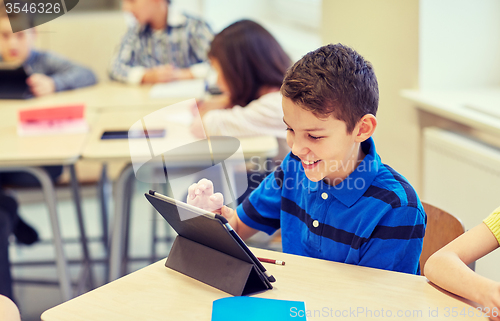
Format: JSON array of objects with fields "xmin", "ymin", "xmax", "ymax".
[
  {"xmin": 0, "ymin": 108, "xmax": 96, "ymax": 300},
  {"xmin": 81, "ymin": 109, "xmax": 279, "ymax": 281},
  {"xmin": 0, "ymin": 82, "xmax": 185, "ymax": 112},
  {"xmin": 41, "ymin": 248, "xmax": 487, "ymax": 321}
]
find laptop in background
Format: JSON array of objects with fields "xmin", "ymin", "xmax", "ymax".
[{"xmin": 0, "ymin": 64, "xmax": 33, "ymax": 99}]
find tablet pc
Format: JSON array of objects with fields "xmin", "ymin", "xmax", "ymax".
[
  {"xmin": 145, "ymin": 191, "xmax": 275, "ymax": 286},
  {"xmin": 101, "ymin": 129, "xmax": 166, "ymax": 140},
  {"xmin": 0, "ymin": 64, "xmax": 33, "ymax": 99}
]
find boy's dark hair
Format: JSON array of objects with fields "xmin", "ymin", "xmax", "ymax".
[
  {"xmin": 209, "ymin": 19, "xmax": 291, "ymax": 107},
  {"xmin": 0, "ymin": 0, "xmax": 35, "ymax": 30},
  {"xmin": 281, "ymin": 43, "xmax": 379, "ymax": 133}
]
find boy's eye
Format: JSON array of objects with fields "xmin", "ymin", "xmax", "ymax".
[
  {"xmin": 286, "ymin": 127, "xmax": 294, "ymax": 132},
  {"xmin": 308, "ymin": 134, "xmax": 323, "ymax": 140}
]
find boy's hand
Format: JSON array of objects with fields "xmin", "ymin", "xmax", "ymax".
[
  {"xmin": 26, "ymin": 74, "xmax": 56, "ymax": 97},
  {"xmin": 142, "ymin": 65, "xmax": 193, "ymax": 83},
  {"xmin": 481, "ymin": 283, "xmax": 500, "ymax": 321},
  {"xmin": 187, "ymin": 178, "xmax": 224, "ymax": 213},
  {"xmin": 197, "ymin": 94, "xmax": 231, "ymax": 117},
  {"xmin": 190, "ymin": 114, "xmax": 206, "ymax": 138}
]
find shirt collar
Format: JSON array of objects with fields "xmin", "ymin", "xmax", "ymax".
[
  {"xmin": 140, "ymin": 5, "xmax": 187, "ymax": 33},
  {"xmin": 167, "ymin": 6, "xmax": 187, "ymax": 27},
  {"xmin": 315, "ymin": 137, "xmax": 380, "ymax": 207}
]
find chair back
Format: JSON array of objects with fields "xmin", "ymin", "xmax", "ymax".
[{"xmin": 420, "ymin": 202, "xmax": 465, "ymax": 275}]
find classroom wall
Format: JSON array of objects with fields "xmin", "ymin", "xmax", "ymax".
[
  {"xmin": 321, "ymin": 0, "xmax": 421, "ymax": 193},
  {"xmin": 200, "ymin": 0, "xmax": 321, "ymax": 62},
  {"xmin": 35, "ymin": 12, "xmax": 128, "ymax": 82},
  {"xmin": 419, "ymin": 0, "xmax": 500, "ymax": 90}
]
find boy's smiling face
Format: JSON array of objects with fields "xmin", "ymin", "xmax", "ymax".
[
  {"xmin": 0, "ymin": 17, "xmax": 34, "ymax": 64},
  {"xmin": 282, "ymin": 97, "xmax": 371, "ymax": 185}
]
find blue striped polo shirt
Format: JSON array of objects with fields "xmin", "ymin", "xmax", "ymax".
[{"xmin": 237, "ymin": 137, "xmax": 426, "ymax": 274}]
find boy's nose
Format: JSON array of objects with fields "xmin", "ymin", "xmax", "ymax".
[{"xmin": 290, "ymin": 139, "xmax": 310, "ymax": 158}]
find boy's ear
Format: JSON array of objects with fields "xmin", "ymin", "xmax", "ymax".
[{"xmin": 354, "ymin": 114, "xmax": 377, "ymax": 142}]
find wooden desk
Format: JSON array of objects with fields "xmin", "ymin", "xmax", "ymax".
[
  {"xmin": 0, "ymin": 114, "xmax": 92, "ymax": 166},
  {"xmin": 0, "ymin": 109, "xmax": 97, "ymax": 301},
  {"xmin": 41, "ymin": 248, "xmax": 486, "ymax": 321},
  {"xmin": 82, "ymin": 109, "xmax": 279, "ymax": 161},
  {"xmin": 0, "ymin": 82, "xmax": 184, "ymax": 112},
  {"xmin": 0, "ymin": 82, "xmax": 205, "ymax": 299},
  {"xmin": 81, "ymin": 109, "xmax": 279, "ymax": 281}
]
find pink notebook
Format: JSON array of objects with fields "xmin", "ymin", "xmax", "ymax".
[{"xmin": 18, "ymin": 104, "xmax": 88, "ymax": 136}]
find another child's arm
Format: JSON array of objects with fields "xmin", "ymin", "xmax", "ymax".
[
  {"xmin": 0, "ymin": 295, "xmax": 21, "ymax": 321},
  {"xmin": 199, "ymin": 93, "xmax": 284, "ymax": 137},
  {"xmin": 424, "ymin": 222, "xmax": 500, "ymax": 320},
  {"xmin": 141, "ymin": 64, "xmax": 193, "ymax": 84},
  {"xmin": 26, "ymin": 73, "xmax": 55, "ymax": 97},
  {"xmin": 109, "ymin": 23, "xmax": 205, "ymax": 84},
  {"xmin": 197, "ymin": 95, "xmax": 231, "ymax": 117},
  {"xmin": 109, "ymin": 26, "xmax": 144, "ymax": 84},
  {"xmin": 137, "ymin": 16, "xmax": 213, "ymax": 84},
  {"xmin": 32, "ymin": 51, "xmax": 97, "ymax": 94},
  {"xmin": 186, "ymin": 19, "xmax": 213, "ymax": 69},
  {"xmin": 190, "ymin": 95, "xmax": 231, "ymax": 138},
  {"xmin": 187, "ymin": 179, "xmax": 259, "ymax": 240}
]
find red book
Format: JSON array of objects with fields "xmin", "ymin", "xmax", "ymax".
[
  {"xmin": 17, "ymin": 104, "xmax": 88, "ymax": 136},
  {"xmin": 19, "ymin": 104, "xmax": 85, "ymax": 122}
]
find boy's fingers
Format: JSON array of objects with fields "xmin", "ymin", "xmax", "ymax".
[
  {"xmin": 26, "ymin": 77, "xmax": 35, "ymax": 86},
  {"xmin": 210, "ymin": 193, "xmax": 223, "ymax": 208},
  {"xmin": 198, "ymin": 178, "xmax": 214, "ymax": 194},
  {"xmin": 222, "ymin": 206, "xmax": 232, "ymax": 217},
  {"xmin": 198, "ymin": 178, "xmax": 210, "ymax": 185},
  {"xmin": 187, "ymin": 183, "xmax": 197, "ymax": 200}
]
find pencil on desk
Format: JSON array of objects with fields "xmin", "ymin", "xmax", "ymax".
[{"xmin": 257, "ymin": 257, "xmax": 285, "ymax": 265}]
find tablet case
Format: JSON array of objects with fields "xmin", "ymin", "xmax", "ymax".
[
  {"xmin": 145, "ymin": 192, "xmax": 273, "ymax": 296},
  {"xmin": 0, "ymin": 65, "xmax": 33, "ymax": 99}
]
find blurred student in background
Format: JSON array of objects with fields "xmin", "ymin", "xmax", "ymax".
[
  {"xmin": 189, "ymin": 20, "xmax": 292, "ymax": 204},
  {"xmin": 0, "ymin": 1, "xmax": 96, "ymax": 301},
  {"xmin": 0, "ymin": 4, "xmax": 97, "ymax": 96},
  {"xmin": 190, "ymin": 19, "xmax": 292, "ymax": 160},
  {"xmin": 110, "ymin": 0, "xmax": 213, "ymax": 84}
]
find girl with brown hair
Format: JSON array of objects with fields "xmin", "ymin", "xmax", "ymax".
[{"xmin": 191, "ymin": 19, "xmax": 291, "ymax": 160}]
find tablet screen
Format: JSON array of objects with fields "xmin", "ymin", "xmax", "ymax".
[
  {"xmin": 145, "ymin": 193, "xmax": 254, "ymax": 264},
  {"xmin": 101, "ymin": 129, "xmax": 166, "ymax": 140}
]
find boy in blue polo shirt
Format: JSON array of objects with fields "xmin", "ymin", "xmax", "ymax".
[{"xmin": 187, "ymin": 43, "xmax": 426, "ymax": 274}]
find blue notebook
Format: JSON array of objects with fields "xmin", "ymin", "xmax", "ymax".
[{"xmin": 212, "ymin": 297, "xmax": 307, "ymax": 321}]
